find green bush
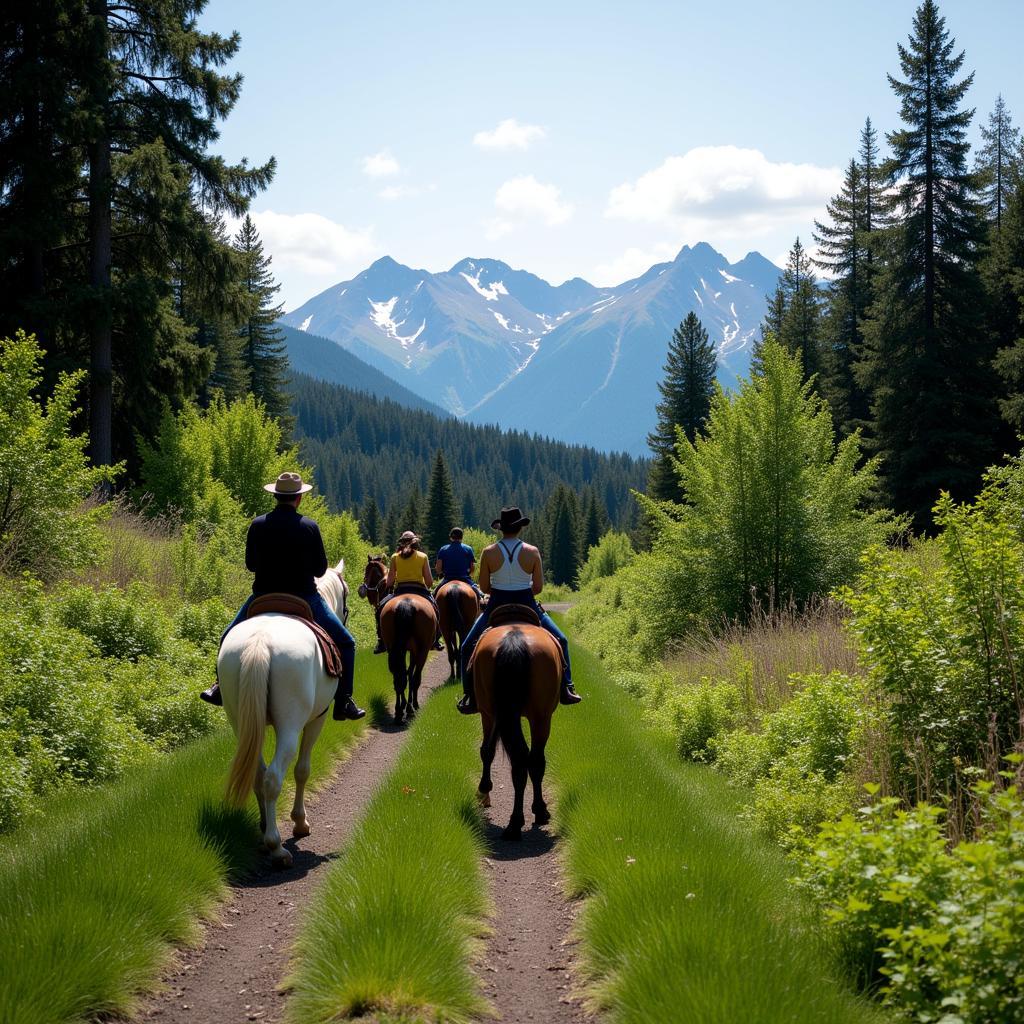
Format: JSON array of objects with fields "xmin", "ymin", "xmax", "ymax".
[
  {"xmin": 577, "ymin": 530, "xmax": 635, "ymax": 587},
  {"xmin": 174, "ymin": 598, "xmax": 232, "ymax": 652},
  {"xmin": 0, "ymin": 331, "xmax": 116, "ymax": 581},
  {"xmin": 656, "ymin": 679, "xmax": 741, "ymax": 761},
  {"xmin": 796, "ymin": 783, "xmax": 1024, "ymax": 1023},
  {"xmin": 56, "ymin": 583, "xmax": 170, "ymax": 660}
]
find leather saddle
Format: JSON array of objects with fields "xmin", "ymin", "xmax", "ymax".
[
  {"xmin": 486, "ymin": 603, "xmax": 541, "ymax": 629},
  {"xmin": 246, "ymin": 593, "xmax": 343, "ymax": 678}
]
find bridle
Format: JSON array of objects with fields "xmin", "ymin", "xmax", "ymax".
[{"xmin": 359, "ymin": 559, "xmax": 390, "ymax": 607}]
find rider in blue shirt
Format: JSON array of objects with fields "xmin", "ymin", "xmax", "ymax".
[{"xmin": 433, "ymin": 528, "xmax": 484, "ymax": 598}]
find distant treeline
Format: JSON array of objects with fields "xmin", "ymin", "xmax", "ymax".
[{"xmin": 291, "ymin": 373, "xmax": 646, "ymax": 532}]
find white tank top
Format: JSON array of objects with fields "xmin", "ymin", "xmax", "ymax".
[{"xmin": 491, "ymin": 539, "xmax": 533, "ymax": 590}]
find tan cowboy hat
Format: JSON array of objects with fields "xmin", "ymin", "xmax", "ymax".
[{"xmin": 264, "ymin": 471, "xmax": 313, "ymax": 496}]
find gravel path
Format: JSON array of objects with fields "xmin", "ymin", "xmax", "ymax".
[
  {"xmin": 477, "ymin": 739, "xmax": 593, "ymax": 1023},
  {"xmin": 135, "ymin": 655, "xmax": 449, "ymax": 1024}
]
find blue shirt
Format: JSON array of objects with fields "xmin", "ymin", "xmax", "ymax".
[{"xmin": 437, "ymin": 542, "xmax": 475, "ymax": 581}]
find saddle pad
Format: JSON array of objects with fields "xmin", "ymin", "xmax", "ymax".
[
  {"xmin": 249, "ymin": 592, "xmax": 313, "ymax": 620},
  {"xmin": 487, "ymin": 603, "xmax": 541, "ymax": 628},
  {"xmin": 245, "ymin": 595, "xmax": 342, "ymax": 678}
]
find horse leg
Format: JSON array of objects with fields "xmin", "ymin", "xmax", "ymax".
[
  {"xmin": 502, "ymin": 719, "xmax": 530, "ymax": 841},
  {"xmin": 478, "ymin": 710, "xmax": 498, "ymax": 808},
  {"xmin": 393, "ymin": 657, "xmax": 407, "ymax": 724},
  {"xmin": 291, "ymin": 716, "xmax": 326, "ymax": 838},
  {"xmin": 263, "ymin": 726, "xmax": 299, "ymax": 868},
  {"xmin": 527, "ymin": 718, "xmax": 552, "ymax": 826},
  {"xmin": 254, "ymin": 757, "xmax": 268, "ymax": 834},
  {"xmin": 410, "ymin": 655, "xmax": 424, "ymax": 712}
]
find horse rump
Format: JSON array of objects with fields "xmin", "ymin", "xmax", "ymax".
[
  {"xmin": 387, "ymin": 597, "xmax": 415, "ymax": 676},
  {"xmin": 494, "ymin": 628, "xmax": 531, "ymax": 762},
  {"xmin": 225, "ymin": 628, "xmax": 271, "ymax": 806},
  {"xmin": 445, "ymin": 582, "xmax": 464, "ymax": 637}
]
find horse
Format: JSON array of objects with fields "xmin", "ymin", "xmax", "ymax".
[
  {"xmin": 435, "ymin": 579, "xmax": 480, "ymax": 679},
  {"xmin": 220, "ymin": 558, "xmax": 350, "ymax": 869},
  {"xmin": 359, "ymin": 554, "xmax": 437, "ymax": 724},
  {"xmin": 473, "ymin": 620, "xmax": 562, "ymax": 840}
]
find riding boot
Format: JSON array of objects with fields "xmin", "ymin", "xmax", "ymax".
[
  {"xmin": 560, "ymin": 680, "xmax": 583, "ymax": 705},
  {"xmin": 333, "ymin": 679, "xmax": 366, "ymax": 721},
  {"xmin": 200, "ymin": 682, "xmax": 223, "ymax": 706},
  {"xmin": 457, "ymin": 670, "xmax": 478, "ymax": 715}
]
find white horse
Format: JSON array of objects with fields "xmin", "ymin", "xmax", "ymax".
[{"xmin": 220, "ymin": 559, "xmax": 349, "ymax": 868}]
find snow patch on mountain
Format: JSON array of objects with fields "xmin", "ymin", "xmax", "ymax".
[
  {"xmin": 369, "ymin": 297, "xmax": 425, "ymax": 349},
  {"xmin": 460, "ymin": 271, "xmax": 509, "ymax": 301},
  {"xmin": 299, "ymin": 315, "xmax": 313, "ymax": 332},
  {"xmin": 718, "ymin": 269, "xmax": 740, "ymax": 283}
]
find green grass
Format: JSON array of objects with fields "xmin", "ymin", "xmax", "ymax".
[
  {"xmin": 549, "ymin": 642, "xmax": 890, "ymax": 1024},
  {"xmin": 285, "ymin": 677, "xmax": 489, "ymax": 1024},
  {"xmin": 0, "ymin": 652, "xmax": 393, "ymax": 1024}
]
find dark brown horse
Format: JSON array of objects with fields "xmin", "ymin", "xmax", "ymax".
[
  {"xmin": 435, "ymin": 580, "xmax": 479, "ymax": 679},
  {"xmin": 473, "ymin": 619, "xmax": 562, "ymax": 840},
  {"xmin": 359, "ymin": 555, "xmax": 436, "ymax": 723}
]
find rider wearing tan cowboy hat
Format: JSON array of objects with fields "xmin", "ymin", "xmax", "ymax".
[
  {"xmin": 200, "ymin": 472, "xmax": 365, "ymax": 721},
  {"xmin": 456, "ymin": 505, "xmax": 581, "ymax": 714}
]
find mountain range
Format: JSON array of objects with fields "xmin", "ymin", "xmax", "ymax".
[{"xmin": 280, "ymin": 243, "xmax": 781, "ymax": 455}]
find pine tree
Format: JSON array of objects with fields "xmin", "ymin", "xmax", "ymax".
[
  {"xmin": 580, "ymin": 488, "xmax": 607, "ymax": 554},
  {"xmin": 462, "ymin": 492, "xmax": 477, "ymax": 530},
  {"xmin": 235, "ymin": 215, "xmax": 291, "ymax": 428},
  {"xmin": 361, "ymin": 495, "xmax": 382, "ymax": 548},
  {"xmin": 990, "ymin": 162, "xmax": 1024, "ymax": 426},
  {"xmin": 975, "ymin": 95, "xmax": 1020, "ymax": 233},
  {"xmin": 401, "ymin": 486, "xmax": 423, "ymax": 539},
  {"xmin": 76, "ymin": 1, "xmax": 274, "ymax": 471},
  {"xmin": 381, "ymin": 506, "xmax": 399, "ymax": 555},
  {"xmin": 814, "ymin": 159, "xmax": 872, "ymax": 434},
  {"xmin": 422, "ymin": 450, "xmax": 459, "ymax": 557},
  {"xmin": 862, "ymin": 0, "xmax": 996, "ymax": 526},
  {"xmin": 646, "ymin": 312, "xmax": 717, "ymax": 503},
  {"xmin": 760, "ymin": 284, "xmax": 786, "ymax": 342},
  {"xmin": 778, "ymin": 238, "xmax": 824, "ymax": 382},
  {"xmin": 545, "ymin": 486, "xmax": 581, "ymax": 586}
]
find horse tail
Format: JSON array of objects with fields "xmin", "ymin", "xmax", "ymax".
[
  {"xmin": 494, "ymin": 628, "xmax": 531, "ymax": 763},
  {"xmin": 388, "ymin": 598, "xmax": 415, "ymax": 678},
  {"xmin": 446, "ymin": 583, "xmax": 463, "ymax": 639},
  {"xmin": 225, "ymin": 629, "xmax": 270, "ymax": 806}
]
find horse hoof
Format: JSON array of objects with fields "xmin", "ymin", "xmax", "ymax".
[
  {"xmin": 534, "ymin": 807, "xmax": 551, "ymax": 826},
  {"xmin": 292, "ymin": 821, "xmax": 311, "ymax": 838},
  {"xmin": 501, "ymin": 826, "xmax": 522, "ymax": 842},
  {"xmin": 270, "ymin": 849, "xmax": 293, "ymax": 870}
]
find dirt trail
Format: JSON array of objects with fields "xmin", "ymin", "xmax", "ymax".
[
  {"xmin": 135, "ymin": 656, "xmax": 449, "ymax": 1024},
  {"xmin": 477, "ymin": 755, "xmax": 593, "ymax": 1023}
]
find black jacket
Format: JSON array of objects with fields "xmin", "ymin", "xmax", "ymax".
[{"xmin": 246, "ymin": 504, "xmax": 328, "ymax": 596}]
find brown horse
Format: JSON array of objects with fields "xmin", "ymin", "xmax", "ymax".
[
  {"xmin": 435, "ymin": 580, "xmax": 480, "ymax": 679},
  {"xmin": 359, "ymin": 555, "xmax": 436, "ymax": 723},
  {"xmin": 473, "ymin": 620, "xmax": 562, "ymax": 840}
]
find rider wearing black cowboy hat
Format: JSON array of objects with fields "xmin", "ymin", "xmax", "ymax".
[{"xmin": 456, "ymin": 506, "xmax": 581, "ymax": 715}]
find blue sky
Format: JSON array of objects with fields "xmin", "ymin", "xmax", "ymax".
[{"xmin": 202, "ymin": 0, "xmax": 1022, "ymax": 309}]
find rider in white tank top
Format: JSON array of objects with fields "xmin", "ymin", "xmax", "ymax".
[{"xmin": 490, "ymin": 538, "xmax": 533, "ymax": 590}]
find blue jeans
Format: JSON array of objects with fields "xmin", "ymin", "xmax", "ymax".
[
  {"xmin": 223, "ymin": 593, "xmax": 357, "ymax": 696},
  {"xmin": 459, "ymin": 591, "xmax": 572, "ymax": 691}
]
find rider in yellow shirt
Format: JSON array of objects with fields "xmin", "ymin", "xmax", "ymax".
[{"xmin": 372, "ymin": 530, "xmax": 444, "ymax": 654}]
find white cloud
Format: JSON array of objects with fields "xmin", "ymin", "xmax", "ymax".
[
  {"xmin": 606, "ymin": 146, "xmax": 841, "ymax": 241},
  {"xmin": 473, "ymin": 118, "xmax": 546, "ymax": 151},
  {"xmin": 362, "ymin": 150, "xmax": 401, "ymax": 178},
  {"xmin": 378, "ymin": 183, "xmax": 435, "ymax": 201},
  {"xmin": 238, "ymin": 210, "xmax": 379, "ymax": 277},
  {"xmin": 590, "ymin": 242, "xmax": 680, "ymax": 287},
  {"xmin": 493, "ymin": 175, "xmax": 573, "ymax": 227}
]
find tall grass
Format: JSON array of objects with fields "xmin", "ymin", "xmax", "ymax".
[
  {"xmin": 549, "ymin": 642, "xmax": 887, "ymax": 1023},
  {"xmin": 0, "ymin": 653, "xmax": 393, "ymax": 1024},
  {"xmin": 286, "ymin": 680, "xmax": 489, "ymax": 1024}
]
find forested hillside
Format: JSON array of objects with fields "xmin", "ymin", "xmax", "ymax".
[{"xmin": 291, "ymin": 373, "xmax": 646, "ymax": 533}]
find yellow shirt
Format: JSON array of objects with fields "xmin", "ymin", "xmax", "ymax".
[{"xmin": 391, "ymin": 549, "xmax": 427, "ymax": 585}]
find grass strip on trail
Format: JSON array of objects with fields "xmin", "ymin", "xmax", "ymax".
[
  {"xmin": 550, "ymin": 642, "xmax": 889, "ymax": 1024},
  {"xmin": 285, "ymin": 678, "xmax": 489, "ymax": 1024},
  {"xmin": 0, "ymin": 653, "xmax": 392, "ymax": 1024}
]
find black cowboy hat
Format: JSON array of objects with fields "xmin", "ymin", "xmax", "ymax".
[{"xmin": 491, "ymin": 506, "xmax": 531, "ymax": 531}]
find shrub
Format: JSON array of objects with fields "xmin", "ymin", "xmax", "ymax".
[
  {"xmin": 174, "ymin": 598, "xmax": 232, "ymax": 653},
  {"xmin": 55, "ymin": 584, "xmax": 169, "ymax": 661},
  {"xmin": 656, "ymin": 679, "xmax": 741, "ymax": 761},
  {"xmin": 796, "ymin": 783, "xmax": 1024, "ymax": 1023},
  {"xmin": 0, "ymin": 331, "xmax": 116, "ymax": 581},
  {"xmin": 577, "ymin": 530, "xmax": 635, "ymax": 587}
]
